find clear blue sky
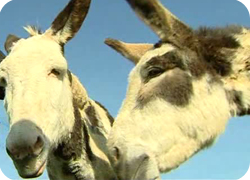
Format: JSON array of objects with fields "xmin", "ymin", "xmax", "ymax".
[{"xmin": 0, "ymin": 0, "xmax": 250, "ymax": 179}]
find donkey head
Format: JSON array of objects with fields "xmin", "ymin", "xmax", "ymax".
[
  {"xmin": 0, "ymin": 0, "xmax": 91, "ymax": 178},
  {"xmin": 106, "ymin": 0, "xmax": 250, "ymax": 179}
]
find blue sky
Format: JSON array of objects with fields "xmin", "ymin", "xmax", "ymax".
[{"xmin": 0, "ymin": 0, "xmax": 250, "ymax": 179}]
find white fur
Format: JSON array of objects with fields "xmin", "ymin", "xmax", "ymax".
[
  {"xmin": 1, "ymin": 34, "xmax": 75, "ymax": 146},
  {"xmin": 1, "ymin": 32, "xmax": 116, "ymax": 179},
  {"xmin": 24, "ymin": 26, "xmax": 41, "ymax": 36}
]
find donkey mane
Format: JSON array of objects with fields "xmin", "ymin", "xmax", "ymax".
[
  {"xmin": 24, "ymin": 25, "xmax": 43, "ymax": 36},
  {"xmin": 194, "ymin": 25, "xmax": 242, "ymax": 77},
  {"xmin": 158, "ymin": 25, "xmax": 244, "ymax": 78},
  {"xmin": 68, "ymin": 71, "xmax": 89, "ymax": 109},
  {"xmin": 195, "ymin": 25, "xmax": 244, "ymax": 39},
  {"xmin": 94, "ymin": 100, "xmax": 114, "ymax": 126}
]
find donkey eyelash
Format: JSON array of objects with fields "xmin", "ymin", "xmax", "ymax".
[
  {"xmin": 140, "ymin": 66, "xmax": 165, "ymax": 83},
  {"xmin": 51, "ymin": 69, "xmax": 61, "ymax": 76},
  {"xmin": 147, "ymin": 67, "xmax": 165, "ymax": 78},
  {"xmin": 48, "ymin": 68, "xmax": 63, "ymax": 77}
]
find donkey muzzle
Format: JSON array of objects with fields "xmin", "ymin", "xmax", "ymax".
[
  {"xmin": 109, "ymin": 145, "xmax": 160, "ymax": 180},
  {"xmin": 6, "ymin": 120, "xmax": 47, "ymax": 178}
]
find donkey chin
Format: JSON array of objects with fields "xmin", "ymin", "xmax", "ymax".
[
  {"xmin": 12, "ymin": 148, "xmax": 48, "ymax": 178},
  {"xmin": 6, "ymin": 120, "xmax": 50, "ymax": 178}
]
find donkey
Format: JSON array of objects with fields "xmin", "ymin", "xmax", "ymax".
[
  {"xmin": 105, "ymin": 0, "xmax": 250, "ymax": 179},
  {"xmin": 0, "ymin": 0, "xmax": 116, "ymax": 179}
]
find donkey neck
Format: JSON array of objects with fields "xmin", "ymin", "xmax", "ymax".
[
  {"xmin": 46, "ymin": 72, "xmax": 94, "ymax": 180},
  {"xmin": 47, "ymin": 101, "xmax": 95, "ymax": 180},
  {"xmin": 68, "ymin": 71, "xmax": 89, "ymax": 109},
  {"xmin": 47, "ymin": 72, "xmax": 115, "ymax": 180}
]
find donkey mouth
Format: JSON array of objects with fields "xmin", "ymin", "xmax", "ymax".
[
  {"xmin": 19, "ymin": 159, "xmax": 47, "ymax": 178},
  {"xmin": 13, "ymin": 148, "xmax": 49, "ymax": 178},
  {"xmin": 36, "ymin": 160, "xmax": 47, "ymax": 176},
  {"xmin": 31, "ymin": 160, "xmax": 47, "ymax": 178}
]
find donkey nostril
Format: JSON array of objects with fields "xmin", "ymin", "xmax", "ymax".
[
  {"xmin": 6, "ymin": 120, "xmax": 46, "ymax": 160},
  {"xmin": 113, "ymin": 147, "xmax": 120, "ymax": 161},
  {"xmin": 33, "ymin": 136, "xmax": 44, "ymax": 156},
  {"xmin": 35, "ymin": 136, "xmax": 44, "ymax": 148}
]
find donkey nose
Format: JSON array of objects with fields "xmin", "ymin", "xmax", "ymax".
[
  {"xmin": 6, "ymin": 120, "xmax": 45, "ymax": 160},
  {"xmin": 110, "ymin": 146, "xmax": 121, "ymax": 163}
]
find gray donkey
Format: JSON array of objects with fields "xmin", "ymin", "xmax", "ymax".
[{"xmin": 105, "ymin": 0, "xmax": 250, "ymax": 179}]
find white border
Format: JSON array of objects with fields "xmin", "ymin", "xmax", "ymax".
[
  {"xmin": 0, "ymin": 0, "xmax": 11, "ymax": 12},
  {"xmin": 238, "ymin": 0, "xmax": 250, "ymax": 16},
  {"xmin": 0, "ymin": 169, "xmax": 11, "ymax": 180}
]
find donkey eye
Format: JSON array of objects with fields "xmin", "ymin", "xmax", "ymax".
[
  {"xmin": 49, "ymin": 69, "xmax": 61, "ymax": 77},
  {"xmin": 147, "ymin": 67, "xmax": 165, "ymax": 78}
]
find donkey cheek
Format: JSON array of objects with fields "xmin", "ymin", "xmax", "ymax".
[
  {"xmin": 138, "ymin": 70, "xmax": 193, "ymax": 107},
  {"xmin": 159, "ymin": 71, "xmax": 193, "ymax": 106}
]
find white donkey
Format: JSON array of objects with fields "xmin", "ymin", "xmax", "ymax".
[
  {"xmin": 0, "ymin": 0, "xmax": 116, "ymax": 179},
  {"xmin": 105, "ymin": 0, "xmax": 250, "ymax": 179}
]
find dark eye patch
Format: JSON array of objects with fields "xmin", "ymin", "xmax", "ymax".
[
  {"xmin": 148, "ymin": 51, "xmax": 186, "ymax": 70},
  {"xmin": 137, "ymin": 68, "xmax": 193, "ymax": 107},
  {"xmin": 141, "ymin": 51, "xmax": 186, "ymax": 82}
]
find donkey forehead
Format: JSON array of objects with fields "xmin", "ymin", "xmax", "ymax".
[
  {"xmin": 129, "ymin": 44, "xmax": 177, "ymax": 81},
  {"xmin": 138, "ymin": 44, "xmax": 176, "ymax": 66},
  {"xmin": 4, "ymin": 35, "xmax": 66, "ymax": 68}
]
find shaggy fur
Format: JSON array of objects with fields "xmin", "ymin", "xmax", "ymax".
[{"xmin": 106, "ymin": 0, "xmax": 250, "ymax": 180}]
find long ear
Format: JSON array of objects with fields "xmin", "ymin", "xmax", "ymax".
[
  {"xmin": 125, "ymin": 0, "xmax": 193, "ymax": 47},
  {"xmin": 45, "ymin": 0, "xmax": 91, "ymax": 45},
  {"xmin": 105, "ymin": 38, "xmax": 153, "ymax": 64},
  {"xmin": 0, "ymin": 50, "xmax": 5, "ymax": 100},
  {"xmin": 0, "ymin": 50, "xmax": 5, "ymax": 62},
  {"xmin": 0, "ymin": 86, "xmax": 5, "ymax": 100},
  {"xmin": 4, "ymin": 34, "xmax": 21, "ymax": 53}
]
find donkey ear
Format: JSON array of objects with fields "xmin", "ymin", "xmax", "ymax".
[
  {"xmin": 46, "ymin": 0, "xmax": 91, "ymax": 44},
  {"xmin": 0, "ymin": 50, "xmax": 6, "ymax": 100},
  {"xmin": 4, "ymin": 34, "xmax": 21, "ymax": 53},
  {"xmin": 125, "ymin": 0, "xmax": 193, "ymax": 47},
  {"xmin": 105, "ymin": 38, "xmax": 153, "ymax": 64},
  {"xmin": 0, "ymin": 50, "xmax": 5, "ymax": 62}
]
